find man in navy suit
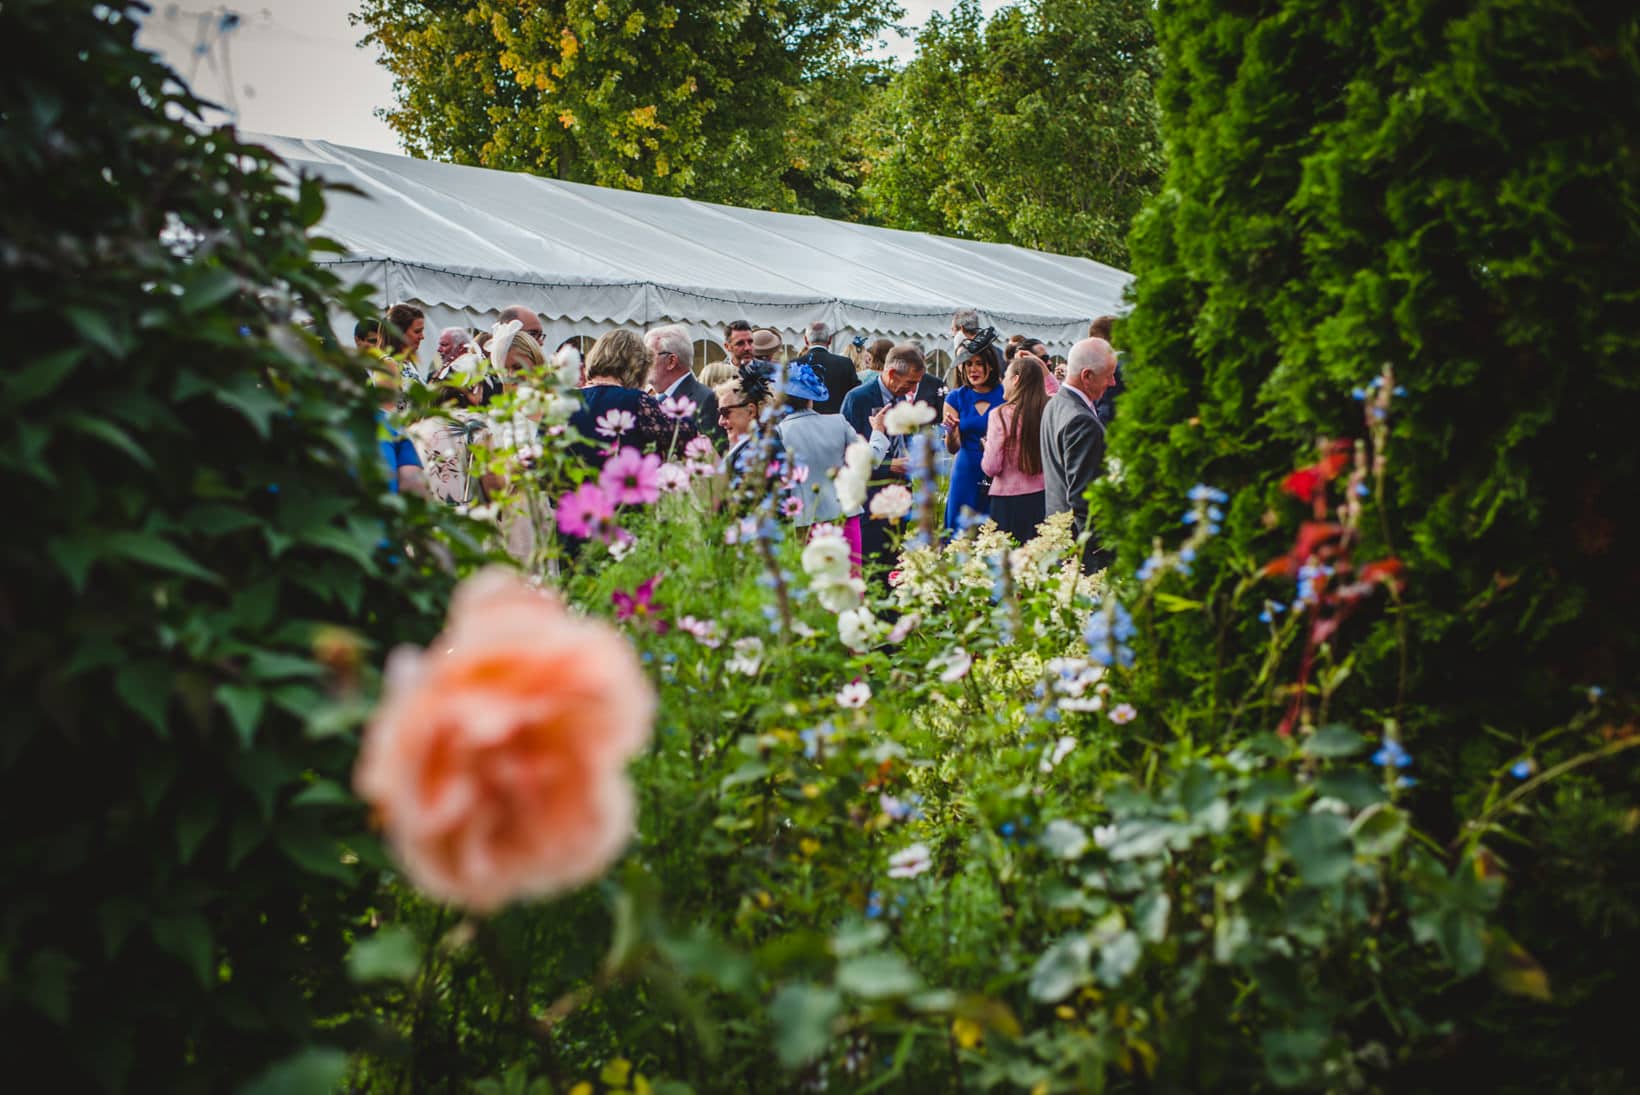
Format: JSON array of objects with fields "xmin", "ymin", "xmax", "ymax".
[
  {"xmin": 841, "ymin": 343, "xmax": 933, "ymax": 577},
  {"xmin": 1041, "ymin": 337, "xmax": 1119, "ymax": 572},
  {"xmin": 791, "ymin": 320, "xmax": 861, "ymax": 415},
  {"xmin": 645, "ymin": 324, "xmax": 722, "ymax": 444}
]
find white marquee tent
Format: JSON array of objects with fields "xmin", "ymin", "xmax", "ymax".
[{"xmin": 257, "ymin": 135, "xmax": 1132, "ymax": 369}]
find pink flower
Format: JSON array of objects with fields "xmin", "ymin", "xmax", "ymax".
[
  {"xmin": 600, "ymin": 446, "xmax": 662, "ymax": 505},
  {"xmin": 353, "ymin": 569, "xmax": 654, "ymax": 912},
  {"xmin": 556, "ymin": 483, "xmax": 617, "ymax": 541},
  {"xmin": 837, "ymin": 680, "xmax": 872, "ymax": 708},
  {"xmin": 677, "ymin": 615, "xmax": 722, "ymax": 648},
  {"xmin": 869, "ymin": 484, "xmax": 914, "ymax": 520},
  {"xmin": 656, "ymin": 462, "xmax": 691, "ymax": 493},
  {"xmin": 612, "ymin": 575, "xmax": 669, "ymax": 633},
  {"xmin": 596, "ymin": 408, "xmax": 636, "ymax": 438},
  {"xmin": 659, "ymin": 394, "xmax": 698, "ymax": 421},
  {"xmin": 684, "ymin": 436, "xmax": 716, "ymax": 462},
  {"xmin": 1108, "ymin": 703, "xmax": 1138, "ymax": 725},
  {"xmin": 780, "ymin": 496, "xmax": 804, "ymax": 518}
]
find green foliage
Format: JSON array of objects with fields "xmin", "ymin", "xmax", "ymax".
[
  {"xmin": 862, "ymin": 0, "xmax": 1164, "ymax": 265},
  {"xmin": 1101, "ymin": 0, "xmax": 1640, "ymax": 1086},
  {"xmin": 0, "ymin": 2, "xmax": 461, "ymax": 1089},
  {"xmin": 353, "ymin": 0, "xmax": 898, "ymax": 213}
]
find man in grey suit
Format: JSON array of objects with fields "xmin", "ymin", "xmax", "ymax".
[
  {"xmin": 1041, "ymin": 337, "xmax": 1120, "ymax": 571},
  {"xmin": 645, "ymin": 324, "xmax": 722, "ymax": 444}
]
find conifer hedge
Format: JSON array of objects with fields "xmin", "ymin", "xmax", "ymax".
[
  {"xmin": 1102, "ymin": 0, "xmax": 1640, "ymax": 1083},
  {"xmin": 0, "ymin": 3, "xmax": 460, "ymax": 1089}
]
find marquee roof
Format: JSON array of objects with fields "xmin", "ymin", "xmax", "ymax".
[{"xmin": 256, "ymin": 134, "xmax": 1131, "ymax": 348}]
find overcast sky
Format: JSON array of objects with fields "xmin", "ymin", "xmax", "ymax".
[{"xmin": 135, "ymin": 0, "xmax": 1008, "ymax": 155}]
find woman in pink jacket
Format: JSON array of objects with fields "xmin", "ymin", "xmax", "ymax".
[{"xmin": 981, "ymin": 353, "xmax": 1051, "ymax": 544}]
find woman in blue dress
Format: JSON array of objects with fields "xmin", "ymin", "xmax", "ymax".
[{"xmin": 941, "ymin": 330, "xmax": 1005, "ymax": 534}]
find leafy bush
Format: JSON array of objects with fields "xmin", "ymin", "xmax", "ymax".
[{"xmin": 0, "ymin": 3, "xmax": 461, "ymax": 1089}]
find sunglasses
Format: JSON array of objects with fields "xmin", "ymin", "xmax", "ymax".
[{"xmin": 717, "ymin": 403, "xmax": 752, "ymax": 416}]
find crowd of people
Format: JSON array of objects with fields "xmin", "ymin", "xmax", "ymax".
[{"xmin": 359, "ymin": 301, "xmax": 1124, "ymax": 575}]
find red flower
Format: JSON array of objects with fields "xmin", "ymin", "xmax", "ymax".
[
  {"xmin": 1280, "ymin": 441, "xmax": 1353, "ymax": 502},
  {"xmin": 1281, "ymin": 467, "xmax": 1324, "ymax": 503},
  {"xmin": 1359, "ymin": 558, "xmax": 1404, "ymax": 586},
  {"xmin": 1261, "ymin": 521, "xmax": 1343, "ymax": 579}
]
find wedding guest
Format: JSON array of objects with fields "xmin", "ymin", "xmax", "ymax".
[
  {"xmin": 751, "ymin": 327, "xmax": 785, "ymax": 364},
  {"xmin": 981, "ymin": 353, "xmax": 1050, "ymax": 543},
  {"xmin": 436, "ymin": 326, "xmax": 477, "ymax": 367},
  {"xmin": 645, "ymin": 323, "xmax": 720, "ymax": 442},
  {"xmin": 724, "ymin": 319, "xmax": 756, "ymax": 366},
  {"xmin": 1042, "ymin": 337, "xmax": 1118, "ymax": 571},
  {"xmin": 772, "ymin": 360, "xmax": 871, "ymax": 565},
  {"xmin": 569, "ymin": 329, "xmax": 698, "ymax": 465},
  {"xmin": 942, "ymin": 328, "xmax": 1004, "ymax": 533}
]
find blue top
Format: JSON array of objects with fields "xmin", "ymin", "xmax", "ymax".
[
  {"xmin": 377, "ymin": 412, "xmax": 422, "ymax": 493},
  {"xmin": 943, "ymin": 384, "xmax": 1001, "ymax": 531}
]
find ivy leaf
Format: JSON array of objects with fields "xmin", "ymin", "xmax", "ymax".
[
  {"xmin": 1284, "ymin": 813, "xmax": 1354, "ymax": 887},
  {"xmin": 1302, "ymin": 724, "xmax": 1367, "ymax": 758},
  {"xmin": 1134, "ymin": 891, "xmax": 1170, "ymax": 944},
  {"xmin": 835, "ymin": 952, "xmax": 920, "ymax": 1000},
  {"xmin": 8, "ymin": 346, "xmax": 84, "ymax": 402},
  {"xmin": 1349, "ymin": 803, "xmax": 1408, "ymax": 857},
  {"xmin": 239, "ymin": 1046, "xmax": 350, "ymax": 1095},
  {"xmin": 769, "ymin": 983, "xmax": 841, "ymax": 1067},
  {"xmin": 105, "ymin": 531, "xmax": 220, "ymax": 584},
  {"xmin": 217, "ymin": 684, "xmax": 265, "ymax": 749},
  {"xmin": 150, "ymin": 912, "xmax": 213, "ymax": 986},
  {"xmin": 63, "ymin": 413, "xmax": 153, "ymax": 468},
  {"xmin": 347, "ymin": 926, "xmax": 420, "ymax": 982},
  {"xmin": 1095, "ymin": 930, "xmax": 1141, "ymax": 985},
  {"xmin": 1028, "ymin": 934, "xmax": 1091, "ymax": 1003},
  {"xmin": 116, "ymin": 661, "xmax": 171, "ymax": 736},
  {"xmin": 174, "ymin": 795, "xmax": 218, "ymax": 864},
  {"xmin": 64, "ymin": 305, "xmax": 129, "ymax": 357}
]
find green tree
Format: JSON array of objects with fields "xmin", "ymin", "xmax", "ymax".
[
  {"xmin": 861, "ymin": 0, "xmax": 1163, "ymax": 266},
  {"xmin": 355, "ymin": 0, "xmax": 898, "ymax": 213},
  {"xmin": 1101, "ymin": 0, "xmax": 1640, "ymax": 1084}
]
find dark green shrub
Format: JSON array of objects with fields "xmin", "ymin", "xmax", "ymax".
[
  {"xmin": 0, "ymin": 3, "xmax": 457, "ymax": 1089},
  {"xmin": 1101, "ymin": 0, "xmax": 1640, "ymax": 1086}
]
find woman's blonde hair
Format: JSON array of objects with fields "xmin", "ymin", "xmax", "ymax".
[
  {"xmin": 584, "ymin": 329, "xmax": 649, "ymax": 388},
  {"xmin": 505, "ymin": 331, "xmax": 545, "ymax": 373},
  {"xmin": 699, "ymin": 360, "xmax": 736, "ymax": 388}
]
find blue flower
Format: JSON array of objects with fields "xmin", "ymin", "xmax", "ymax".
[
  {"xmin": 1372, "ymin": 739, "xmax": 1412, "ymax": 769},
  {"xmin": 1588, "ymin": 685, "xmax": 1605, "ymax": 703},
  {"xmin": 999, "ymin": 821, "xmax": 1015, "ymax": 837},
  {"xmin": 866, "ymin": 890, "xmax": 884, "ymax": 919},
  {"xmin": 1258, "ymin": 600, "xmax": 1287, "ymax": 624},
  {"xmin": 1351, "ymin": 387, "xmax": 1367, "ymax": 401},
  {"xmin": 1355, "ymin": 483, "xmax": 1370, "ymax": 498},
  {"xmin": 1510, "ymin": 759, "xmax": 1536, "ymax": 780},
  {"xmin": 1397, "ymin": 775, "xmax": 1417, "ymax": 789},
  {"xmin": 1188, "ymin": 484, "xmax": 1228, "ymax": 504},
  {"xmin": 1181, "ymin": 511, "xmax": 1199, "ymax": 525}
]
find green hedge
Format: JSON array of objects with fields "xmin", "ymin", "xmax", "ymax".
[
  {"xmin": 1101, "ymin": 0, "xmax": 1640, "ymax": 1085},
  {"xmin": 0, "ymin": 3, "xmax": 457, "ymax": 1089}
]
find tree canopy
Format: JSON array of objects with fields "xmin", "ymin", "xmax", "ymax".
[{"xmin": 354, "ymin": 0, "xmax": 898, "ymax": 213}]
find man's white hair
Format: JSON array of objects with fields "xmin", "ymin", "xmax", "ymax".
[
  {"xmin": 1065, "ymin": 337, "xmax": 1117, "ymax": 380},
  {"xmin": 645, "ymin": 323, "xmax": 695, "ymax": 370},
  {"xmin": 438, "ymin": 325, "xmax": 475, "ymax": 346},
  {"xmin": 806, "ymin": 320, "xmax": 832, "ymax": 345},
  {"xmin": 951, "ymin": 308, "xmax": 980, "ymax": 335}
]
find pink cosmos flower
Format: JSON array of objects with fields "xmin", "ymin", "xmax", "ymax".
[
  {"xmin": 676, "ymin": 615, "xmax": 722, "ymax": 648},
  {"xmin": 596, "ymin": 408, "xmax": 636, "ymax": 438},
  {"xmin": 659, "ymin": 395, "xmax": 698, "ymax": 421},
  {"xmin": 612, "ymin": 575, "xmax": 669, "ymax": 633},
  {"xmin": 780, "ymin": 496, "xmax": 804, "ymax": 518},
  {"xmin": 684, "ymin": 436, "xmax": 716, "ymax": 462},
  {"xmin": 600, "ymin": 446, "xmax": 662, "ymax": 505},
  {"xmin": 1108, "ymin": 703, "xmax": 1138, "ymax": 725},
  {"xmin": 353, "ymin": 568, "xmax": 654, "ymax": 912},
  {"xmin": 656, "ymin": 462, "xmax": 691, "ymax": 493},
  {"xmin": 556, "ymin": 483, "xmax": 617, "ymax": 541}
]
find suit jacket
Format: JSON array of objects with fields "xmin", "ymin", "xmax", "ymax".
[
  {"xmin": 839, "ymin": 376, "xmax": 891, "ymax": 444},
  {"xmin": 672, "ymin": 372, "xmax": 722, "ymax": 445},
  {"xmin": 795, "ymin": 346, "xmax": 860, "ymax": 415},
  {"xmin": 1041, "ymin": 386, "xmax": 1107, "ymax": 547}
]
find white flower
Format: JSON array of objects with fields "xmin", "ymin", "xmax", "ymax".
[
  {"xmin": 1108, "ymin": 703, "xmax": 1137, "ymax": 725},
  {"xmin": 802, "ymin": 535, "xmax": 853, "ymax": 580},
  {"xmin": 656, "ymin": 462, "xmax": 691, "ymax": 493},
  {"xmin": 1092, "ymin": 824, "xmax": 1117, "ymax": 849},
  {"xmin": 454, "ymin": 502, "xmax": 498, "ymax": 523},
  {"xmin": 814, "ymin": 574, "xmax": 866, "ymax": 614},
  {"xmin": 1057, "ymin": 695, "xmax": 1104, "ymax": 713},
  {"xmin": 727, "ymin": 636, "xmax": 764, "ymax": 675},
  {"xmin": 596, "ymin": 408, "xmax": 636, "ymax": 437},
  {"xmin": 659, "ymin": 394, "xmax": 698, "ymax": 421},
  {"xmin": 1038, "ymin": 735, "xmax": 1077, "ymax": 773},
  {"xmin": 838, "ymin": 606, "xmax": 884, "ymax": 651},
  {"xmin": 607, "ymin": 536, "xmax": 634, "ymax": 561},
  {"xmin": 543, "ymin": 392, "xmax": 580, "ymax": 423},
  {"xmin": 836, "ymin": 681, "xmax": 872, "ymax": 708},
  {"xmin": 887, "ymin": 842, "xmax": 932, "ymax": 879},
  {"xmin": 834, "ymin": 440, "xmax": 874, "ymax": 513},
  {"xmin": 869, "ymin": 484, "xmax": 914, "ymax": 520},
  {"xmin": 884, "ymin": 401, "xmax": 936, "ymax": 435},
  {"xmin": 934, "ymin": 647, "xmax": 973, "ymax": 683},
  {"xmin": 552, "ymin": 345, "xmax": 582, "ymax": 388}
]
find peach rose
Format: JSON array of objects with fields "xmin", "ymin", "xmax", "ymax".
[{"xmin": 354, "ymin": 568, "xmax": 654, "ymax": 912}]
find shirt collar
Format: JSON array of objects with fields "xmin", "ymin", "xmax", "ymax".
[
  {"xmin": 660, "ymin": 373, "xmax": 689, "ymax": 399},
  {"xmin": 1062, "ymin": 383, "xmax": 1096, "ymax": 412}
]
